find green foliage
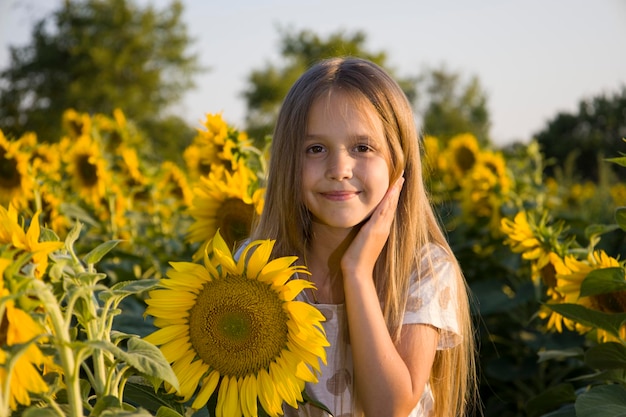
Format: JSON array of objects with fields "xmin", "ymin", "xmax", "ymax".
[
  {"xmin": 242, "ymin": 27, "xmax": 416, "ymax": 145},
  {"xmin": 417, "ymin": 65, "xmax": 491, "ymax": 145},
  {"xmin": 243, "ymin": 27, "xmax": 492, "ymax": 150},
  {"xmin": 535, "ymin": 87, "xmax": 626, "ymax": 181},
  {"xmin": 1, "ymin": 220, "xmax": 183, "ymax": 416},
  {"xmin": 0, "ymin": 0, "xmax": 200, "ymax": 159}
]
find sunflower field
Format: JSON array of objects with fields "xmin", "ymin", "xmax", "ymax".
[{"xmin": 1, "ymin": 108, "xmax": 625, "ymax": 416}]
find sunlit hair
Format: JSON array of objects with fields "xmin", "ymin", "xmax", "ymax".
[{"xmin": 250, "ymin": 57, "xmax": 477, "ymax": 417}]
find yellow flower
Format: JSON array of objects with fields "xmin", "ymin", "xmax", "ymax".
[
  {"xmin": 187, "ymin": 162, "xmax": 264, "ymax": 259},
  {"xmin": 0, "ymin": 131, "xmax": 35, "ymax": 209},
  {"xmin": 477, "ymin": 151, "xmax": 511, "ymax": 195},
  {"xmin": 0, "ymin": 287, "xmax": 49, "ymax": 411},
  {"xmin": 62, "ymin": 109, "xmax": 92, "ymax": 138},
  {"xmin": 609, "ymin": 183, "xmax": 626, "ymax": 206},
  {"xmin": 501, "ymin": 212, "xmax": 542, "ymax": 255},
  {"xmin": 155, "ymin": 161, "xmax": 194, "ymax": 209},
  {"xmin": 183, "ymin": 144, "xmax": 212, "ymax": 179},
  {"xmin": 0, "ymin": 206, "xmax": 64, "ymax": 279},
  {"xmin": 501, "ymin": 211, "xmax": 564, "ymax": 287},
  {"xmin": 549, "ymin": 250, "xmax": 625, "ymax": 341},
  {"xmin": 29, "ymin": 141, "xmax": 62, "ymax": 183},
  {"xmin": 443, "ymin": 133, "xmax": 480, "ymax": 186},
  {"xmin": 38, "ymin": 184, "xmax": 70, "ymax": 236},
  {"xmin": 143, "ymin": 231, "xmax": 328, "ymax": 416},
  {"xmin": 118, "ymin": 146, "xmax": 147, "ymax": 188},
  {"xmin": 185, "ymin": 113, "xmax": 254, "ymax": 178},
  {"xmin": 64, "ymin": 134, "xmax": 111, "ymax": 206}
]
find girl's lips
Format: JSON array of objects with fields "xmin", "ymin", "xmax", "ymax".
[{"xmin": 320, "ymin": 191, "xmax": 360, "ymax": 201}]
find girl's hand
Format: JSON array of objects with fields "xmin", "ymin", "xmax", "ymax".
[{"xmin": 341, "ymin": 176, "xmax": 404, "ymax": 277}]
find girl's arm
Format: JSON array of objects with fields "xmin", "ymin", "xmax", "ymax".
[{"xmin": 342, "ymin": 177, "xmax": 439, "ymax": 416}]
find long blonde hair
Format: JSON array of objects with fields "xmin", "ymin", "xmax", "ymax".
[{"xmin": 250, "ymin": 57, "xmax": 477, "ymax": 417}]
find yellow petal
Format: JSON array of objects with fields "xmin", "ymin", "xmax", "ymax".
[
  {"xmin": 169, "ymin": 262, "xmax": 212, "ymax": 283},
  {"xmin": 245, "ymin": 240, "xmax": 274, "ymax": 279},
  {"xmin": 240, "ymin": 374, "xmax": 258, "ymax": 417},
  {"xmin": 281, "ymin": 279, "xmax": 315, "ymax": 301},
  {"xmin": 192, "ymin": 370, "xmax": 220, "ymax": 410},
  {"xmin": 212, "ymin": 231, "xmax": 238, "ymax": 274},
  {"xmin": 160, "ymin": 336, "xmax": 192, "ymax": 363},
  {"xmin": 143, "ymin": 324, "xmax": 188, "ymax": 347},
  {"xmin": 236, "ymin": 240, "xmax": 262, "ymax": 275},
  {"xmin": 257, "ymin": 368, "xmax": 282, "ymax": 417}
]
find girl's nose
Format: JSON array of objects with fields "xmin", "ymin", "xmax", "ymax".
[{"xmin": 326, "ymin": 150, "xmax": 353, "ymax": 181}]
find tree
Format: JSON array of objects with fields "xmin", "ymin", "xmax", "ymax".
[
  {"xmin": 417, "ymin": 65, "xmax": 491, "ymax": 146},
  {"xmin": 242, "ymin": 28, "xmax": 417, "ymax": 144},
  {"xmin": 0, "ymin": 0, "xmax": 200, "ymax": 158},
  {"xmin": 534, "ymin": 87, "xmax": 626, "ymax": 181},
  {"xmin": 242, "ymin": 28, "xmax": 491, "ymax": 148}
]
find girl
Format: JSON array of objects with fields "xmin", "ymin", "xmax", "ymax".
[{"xmin": 249, "ymin": 57, "xmax": 477, "ymax": 417}]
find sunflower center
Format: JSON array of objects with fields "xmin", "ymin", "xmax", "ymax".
[
  {"xmin": 69, "ymin": 120, "xmax": 84, "ymax": 137},
  {"xmin": 189, "ymin": 273, "xmax": 289, "ymax": 378},
  {"xmin": 77, "ymin": 154, "xmax": 99, "ymax": 187},
  {"xmin": 0, "ymin": 151, "xmax": 20, "ymax": 189},
  {"xmin": 455, "ymin": 146, "xmax": 477, "ymax": 174},
  {"xmin": 218, "ymin": 311, "xmax": 252, "ymax": 341},
  {"xmin": 591, "ymin": 291, "xmax": 626, "ymax": 314},
  {"xmin": 216, "ymin": 198, "xmax": 254, "ymax": 247}
]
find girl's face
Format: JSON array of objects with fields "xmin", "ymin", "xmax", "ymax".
[{"xmin": 302, "ymin": 91, "xmax": 391, "ymax": 231}]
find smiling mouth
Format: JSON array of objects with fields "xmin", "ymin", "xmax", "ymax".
[{"xmin": 320, "ymin": 191, "xmax": 359, "ymax": 201}]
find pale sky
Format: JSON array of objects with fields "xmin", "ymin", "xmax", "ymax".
[{"xmin": 1, "ymin": 0, "xmax": 625, "ymax": 146}]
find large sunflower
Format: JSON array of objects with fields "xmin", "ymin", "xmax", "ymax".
[
  {"xmin": 187, "ymin": 162, "xmax": 264, "ymax": 260},
  {"xmin": 144, "ymin": 231, "xmax": 328, "ymax": 416}
]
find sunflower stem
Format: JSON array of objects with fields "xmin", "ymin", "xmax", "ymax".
[
  {"xmin": 107, "ymin": 194, "xmax": 118, "ymax": 239},
  {"xmin": 86, "ymin": 308, "xmax": 109, "ymax": 396},
  {"xmin": 33, "ymin": 280, "xmax": 84, "ymax": 417}
]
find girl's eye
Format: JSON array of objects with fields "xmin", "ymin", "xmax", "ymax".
[
  {"xmin": 354, "ymin": 144, "xmax": 373, "ymax": 153},
  {"xmin": 306, "ymin": 145, "xmax": 325, "ymax": 154}
]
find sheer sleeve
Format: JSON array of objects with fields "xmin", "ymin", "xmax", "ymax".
[{"xmin": 402, "ymin": 245, "xmax": 462, "ymax": 349}]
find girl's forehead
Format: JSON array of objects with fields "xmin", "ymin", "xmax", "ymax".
[{"xmin": 308, "ymin": 89, "xmax": 382, "ymax": 128}]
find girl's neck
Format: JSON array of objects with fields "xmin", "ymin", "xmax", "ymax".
[{"xmin": 305, "ymin": 223, "xmax": 359, "ymax": 304}]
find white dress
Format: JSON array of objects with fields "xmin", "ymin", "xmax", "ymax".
[{"xmin": 283, "ymin": 245, "xmax": 462, "ymax": 417}]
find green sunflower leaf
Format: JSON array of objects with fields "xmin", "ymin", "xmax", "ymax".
[
  {"xmin": 584, "ymin": 342, "xmax": 626, "ymax": 370},
  {"xmin": 64, "ymin": 220, "xmax": 83, "ymax": 251},
  {"xmin": 123, "ymin": 381, "xmax": 186, "ymax": 415},
  {"xmin": 88, "ymin": 338, "xmax": 179, "ymax": 391},
  {"xmin": 544, "ymin": 303, "xmax": 626, "ymax": 340},
  {"xmin": 580, "ymin": 267, "xmax": 626, "ymax": 297},
  {"xmin": 606, "ymin": 156, "xmax": 626, "ymax": 168},
  {"xmin": 155, "ymin": 407, "xmax": 185, "ymax": 417},
  {"xmin": 101, "ymin": 279, "xmax": 160, "ymax": 302},
  {"xmin": 584, "ymin": 224, "xmax": 620, "ymax": 240},
  {"xmin": 525, "ymin": 383, "xmax": 576, "ymax": 417},
  {"xmin": 575, "ymin": 384, "xmax": 626, "ymax": 417},
  {"xmin": 22, "ymin": 407, "xmax": 60, "ymax": 417},
  {"xmin": 83, "ymin": 239, "xmax": 122, "ymax": 265},
  {"xmin": 616, "ymin": 207, "xmax": 626, "ymax": 231},
  {"xmin": 99, "ymin": 407, "xmax": 155, "ymax": 416}
]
